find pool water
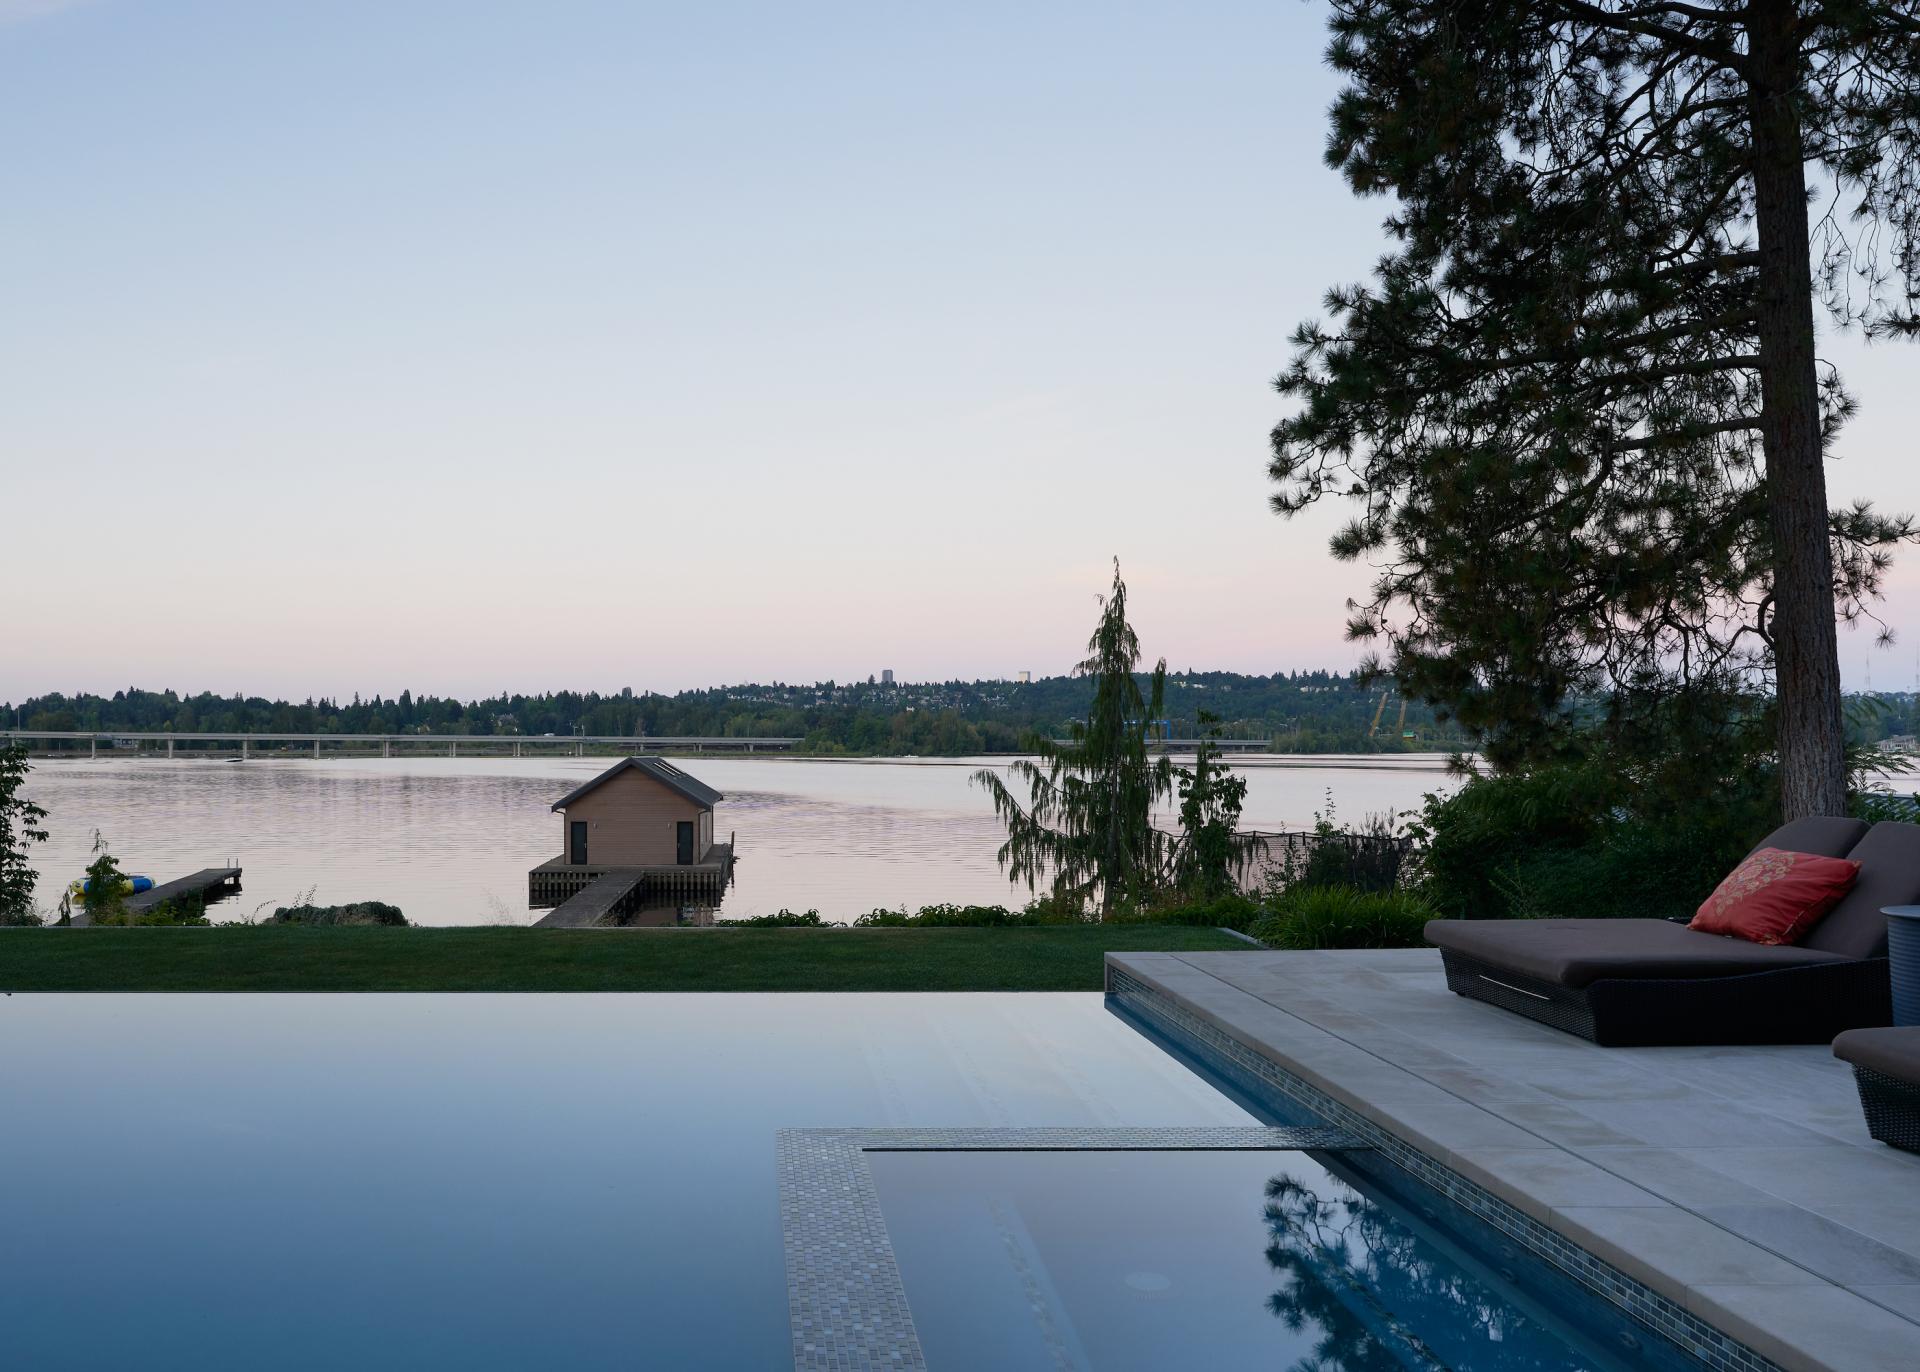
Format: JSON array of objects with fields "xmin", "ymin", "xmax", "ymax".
[
  {"xmin": 0, "ymin": 992, "xmax": 1706, "ymax": 1369},
  {"xmin": 870, "ymin": 1148, "xmax": 1691, "ymax": 1371},
  {"xmin": 0, "ymin": 993, "xmax": 1246, "ymax": 1369}
]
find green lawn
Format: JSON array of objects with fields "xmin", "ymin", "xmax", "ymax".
[{"xmin": 0, "ymin": 925, "xmax": 1247, "ymax": 993}]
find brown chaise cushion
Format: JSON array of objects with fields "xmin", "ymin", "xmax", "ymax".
[
  {"xmin": 1800, "ymin": 821, "xmax": 1920, "ymax": 960},
  {"xmin": 1425, "ymin": 917, "xmax": 1856, "ymax": 989},
  {"xmin": 1833, "ymin": 1026, "xmax": 1920, "ymax": 1083}
]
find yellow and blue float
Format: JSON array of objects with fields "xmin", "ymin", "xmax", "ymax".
[{"xmin": 67, "ymin": 875, "xmax": 154, "ymax": 901}]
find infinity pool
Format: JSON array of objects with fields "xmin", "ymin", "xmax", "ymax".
[
  {"xmin": 1, "ymin": 994, "xmax": 1246, "ymax": 1368},
  {"xmin": 0, "ymin": 993, "xmax": 1704, "ymax": 1369}
]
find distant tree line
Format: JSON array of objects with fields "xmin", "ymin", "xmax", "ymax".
[{"xmin": 2, "ymin": 672, "xmax": 1472, "ymax": 757}]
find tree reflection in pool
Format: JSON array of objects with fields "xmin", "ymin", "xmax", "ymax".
[{"xmin": 868, "ymin": 1149, "xmax": 1701, "ymax": 1371}]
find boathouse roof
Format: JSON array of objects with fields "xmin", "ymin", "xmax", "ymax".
[{"xmin": 550, "ymin": 756, "xmax": 725, "ymax": 812}]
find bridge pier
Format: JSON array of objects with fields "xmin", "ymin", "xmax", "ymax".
[
  {"xmin": 382, "ymin": 739, "xmax": 390, "ymax": 758},
  {"xmin": 513, "ymin": 740, "xmax": 522, "ymax": 758},
  {"xmin": 242, "ymin": 738, "xmax": 249, "ymax": 760},
  {"xmin": 313, "ymin": 739, "xmax": 320, "ymax": 759},
  {"xmin": 167, "ymin": 736, "xmax": 174, "ymax": 758},
  {"xmin": 90, "ymin": 737, "xmax": 97, "ymax": 759},
  {"xmin": 450, "ymin": 741, "xmax": 457, "ymax": 758}
]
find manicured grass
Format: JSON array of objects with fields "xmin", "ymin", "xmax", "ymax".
[{"xmin": 0, "ymin": 925, "xmax": 1248, "ymax": 993}]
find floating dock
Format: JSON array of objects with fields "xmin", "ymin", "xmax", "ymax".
[
  {"xmin": 71, "ymin": 867, "xmax": 242, "ymax": 925},
  {"xmin": 128, "ymin": 867, "xmax": 242, "ymax": 912},
  {"xmin": 529, "ymin": 844, "xmax": 734, "ymax": 928}
]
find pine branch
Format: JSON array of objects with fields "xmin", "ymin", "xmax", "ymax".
[
  {"xmin": 1543, "ymin": 0, "xmax": 1751, "ymax": 72},
  {"xmin": 1607, "ymin": 415, "xmax": 1763, "ymax": 451}
]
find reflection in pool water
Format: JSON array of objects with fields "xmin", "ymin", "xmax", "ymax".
[{"xmin": 867, "ymin": 1149, "xmax": 1698, "ymax": 1371}]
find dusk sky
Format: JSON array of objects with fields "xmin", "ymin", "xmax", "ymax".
[{"xmin": 5, "ymin": 0, "xmax": 1917, "ymax": 703}]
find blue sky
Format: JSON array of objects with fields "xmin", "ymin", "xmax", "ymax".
[{"xmin": 5, "ymin": 1, "xmax": 1917, "ymax": 700}]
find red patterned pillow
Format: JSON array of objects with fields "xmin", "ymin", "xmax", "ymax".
[{"xmin": 1690, "ymin": 847, "xmax": 1860, "ymax": 945}]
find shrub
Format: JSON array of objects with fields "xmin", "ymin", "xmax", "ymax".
[
  {"xmin": 268, "ymin": 901, "xmax": 408, "ymax": 927},
  {"xmin": 77, "ymin": 832, "xmax": 132, "ymax": 925},
  {"xmin": 1412, "ymin": 743, "xmax": 1778, "ymax": 923},
  {"xmin": 1277, "ymin": 797, "xmax": 1413, "ymax": 894},
  {"xmin": 1113, "ymin": 891, "xmax": 1266, "ymax": 932},
  {"xmin": 1251, "ymin": 885, "xmax": 1434, "ymax": 950},
  {"xmin": 0, "ymin": 744, "xmax": 48, "ymax": 925},
  {"xmin": 130, "ymin": 895, "xmax": 210, "ymax": 926},
  {"xmin": 717, "ymin": 909, "xmax": 834, "ymax": 927},
  {"xmin": 854, "ymin": 903, "xmax": 1049, "ymax": 927},
  {"xmin": 715, "ymin": 896, "xmax": 1268, "ymax": 930}
]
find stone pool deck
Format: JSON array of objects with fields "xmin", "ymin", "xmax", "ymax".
[{"xmin": 1108, "ymin": 947, "xmax": 1920, "ymax": 1372}]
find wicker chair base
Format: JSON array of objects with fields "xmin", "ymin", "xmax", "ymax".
[
  {"xmin": 1851, "ymin": 1066, "xmax": 1920, "ymax": 1152},
  {"xmin": 1439, "ymin": 950, "xmax": 1893, "ymax": 1047}
]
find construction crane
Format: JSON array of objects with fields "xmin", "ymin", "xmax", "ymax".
[{"xmin": 1367, "ymin": 690, "xmax": 1391, "ymax": 738}]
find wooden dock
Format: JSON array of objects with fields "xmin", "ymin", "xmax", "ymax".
[
  {"xmin": 71, "ymin": 867, "xmax": 243, "ymax": 925},
  {"xmin": 528, "ymin": 844, "xmax": 735, "ymax": 928},
  {"xmin": 128, "ymin": 867, "xmax": 242, "ymax": 912},
  {"xmin": 533, "ymin": 873, "xmax": 649, "ymax": 927}
]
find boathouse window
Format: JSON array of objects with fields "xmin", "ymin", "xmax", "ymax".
[
  {"xmin": 570, "ymin": 820, "xmax": 588, "ymax": 865},
  {"xmin": 676, "ymin": 821, "xmax": 694, "ymax": 865}
]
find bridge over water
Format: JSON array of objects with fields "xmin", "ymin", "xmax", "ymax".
[
  {"xmin": 0, "ymin": 730, "xmax": 802, "ymax": 758},
  {"xmin": 1, "ymin": 729, "xmax": 1276, "ymax": 759}
]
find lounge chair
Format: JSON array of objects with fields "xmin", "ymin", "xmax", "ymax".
[
  {"xmin": 1424, "ymin": 818, "xmax": 1915, "ymax": 1046},
  {"xmin": 1833, "ymin": 1027, "xmax": 1920, "ymax": 1152}
]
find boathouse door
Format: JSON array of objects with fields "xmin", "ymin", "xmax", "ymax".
[
  {"xmin": 570, "ymin": 820, "xmax": 588, "ymax": 865},
  {"xmin": 676, "ymin": 821, "xmax": 694, "ymax": 865}
]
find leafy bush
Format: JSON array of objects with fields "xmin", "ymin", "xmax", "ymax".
[
  {"xmin": 854, "ymin": 903, "xmax": 1061, "ymax": 927},
  {"xmin": 129, "ymin": 895, "xmax": 210, "ymax": 926},
  {"xmin": 268, "ymin": 901, "xmax": 408, "ymax": 927},
  {"xmin": 1112, "ymin": 891, "xmax": 1266, "ymax": 932},
  {"xmin": 76, "ymin": 832, "xmax": 132, "ymax": 925},
  {"xmin": 1412, "ymin": 706, "xmax": 1784, "ymax": 923},
  {"xmin": 716, "ymin": 909, "xmax": 834, "ymax": 927},
  {"xmin": 1251, "ymin": 885, "xmax": 1434, "ymax": 950},
  {"xmin": 1855, "ymin": 788, "xmax": 1920, "ymax": 824}
]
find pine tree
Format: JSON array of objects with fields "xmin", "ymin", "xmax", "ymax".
[
  {"xmin": 1270, "ymin": 0, "xmax": 1920, "ymax": 816},
  {"xmin": 974, "ymin": 561, "xmax": 1173, "ymax": 917}
]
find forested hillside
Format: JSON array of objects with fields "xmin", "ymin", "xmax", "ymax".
[{"xmin": 4, "ymin": 670, "xmax": 1470, "ymax": 756}]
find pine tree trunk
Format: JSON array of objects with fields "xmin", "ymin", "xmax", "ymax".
[{"xmin": 1749, "ymin": 0, "xmax": 1848, "ymax": 819}]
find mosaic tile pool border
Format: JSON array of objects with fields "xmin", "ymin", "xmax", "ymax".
[
  {"xmin": 778, "ymin": 1124, "xmax": 1362, "ymax": 1371},
  {"xmin": 1107, "ymin": 965, "xmax": 1786, "ymax": 1372}
]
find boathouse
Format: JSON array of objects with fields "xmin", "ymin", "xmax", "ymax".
[
  {"xmin": 528, "ymin": 757, "xmax": 736, "ymax": 922},
  {"xmin": 551, "ymin": 756, "xmax": 724, "ymax": 868}
]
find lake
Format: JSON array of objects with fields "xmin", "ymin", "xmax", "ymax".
[{"xmin": 17, "ymin": 754, "xmax": 1458, "ymax": 926}]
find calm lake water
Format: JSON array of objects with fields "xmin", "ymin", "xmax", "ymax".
[{"xmin": 18, "ymin": 754, "xmax": 1458, "ymax": 926}]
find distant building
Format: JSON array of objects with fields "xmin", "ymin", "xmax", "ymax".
[
  {"xmin": 881, "ymin": 669, "xmax": 895, "ymax": 685},
  {"xmin": 1016, "ymin": 671, "xmax": 1031, "ymax": 684},
  {"xmin": 549, "ymin": 756, "xmax": 724, "ymax": 868}
]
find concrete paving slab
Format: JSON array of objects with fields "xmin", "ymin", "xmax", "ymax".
[
  {"xmin": 1109, "ymin": 947, "xmax": 1920, "ymax": 1372},
  {"xmin": 1697, "ymin": 1206, "xmax": 1920, "ymax": 1287},
  {"xmin": 1551, "ymin": 1205, "xmax": 1813, "ymax": 1290},
  {"xmin": 1688, "ymin": 1282, "xmax": 1920, "ymax": 1372}
]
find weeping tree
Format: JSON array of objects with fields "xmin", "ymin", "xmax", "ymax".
[
  {"xmin": 1271, "ymin": 0, "xmax": 1920, "ymax": 818},
  {"xmin": 974, "ymin": 561, "xmax": 1173, "ymax": 918}
]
